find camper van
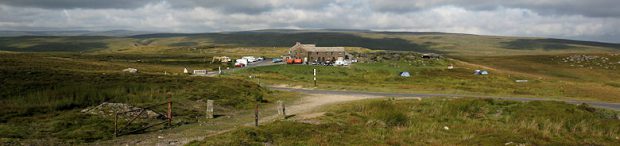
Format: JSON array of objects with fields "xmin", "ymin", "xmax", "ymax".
[{"xmin": 242, "ymin": 56, "xmax": 256, "ymax": 62}]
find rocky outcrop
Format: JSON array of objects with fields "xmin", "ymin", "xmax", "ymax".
[{"xmin": 81, "ymin": 102, "xmax": 163, "ymax": 119}]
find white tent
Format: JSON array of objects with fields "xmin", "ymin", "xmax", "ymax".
[{"xmin": 400, "ymin": 72, "xmax": 411, "ymax": 77}]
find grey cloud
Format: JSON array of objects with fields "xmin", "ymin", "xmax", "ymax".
[
  {"xmin": 169, "ymin": 0, "xmax": 332, "ymax": 14},
  {"xmin": 1, "ymin": 0, "xmax": 620, "ymax": 43},
  {"xmin": 368, "ymin": 0, "xmax": 620, "ymax": 18},
  {"xmin": 0, "ymin": 0, "xmax": 332, "ymax": 14},
  {"xmin": 0, "ymin": 0, "xmax": 155, "ymax": 9},
  {"xmin": 4, "ymin": 0, "xmax": 618, "ymax": 17}
]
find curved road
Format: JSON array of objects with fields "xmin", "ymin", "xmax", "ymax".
[{"xmin": 269, "ymin": 86, "xmax": 620, "ymax": 111}]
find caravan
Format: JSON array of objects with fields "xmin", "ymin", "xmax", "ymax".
[
  {"xmin": 235, "ymin": 59, "xmax": 248, "ymax": 67},
  {"xmin": 242, "ymin": 56, "xmax": 256, "ymax": 62}
]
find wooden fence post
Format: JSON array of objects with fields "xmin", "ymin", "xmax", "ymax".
[
  {"xmin": 255, "ymin": 103, "xmax": 259, "ymax": 127},
  {"xmin": 114, "ymin": 112, "xmax": 118, "ymax": 138},
  {"xmin": 167, "ymin": 97, "xmax": 172, "ymax": 126},
  {"xmin": 277, "ymin": 100, "xmax": 286, "ymax": 119},
  {"xmin": 206, "ymin": 100, "xmax": 214, "ymax": 119}
]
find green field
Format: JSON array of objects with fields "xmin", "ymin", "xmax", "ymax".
[{"xmin": 227, "ymin": 54, "xmax": 620, "ymax": 102}]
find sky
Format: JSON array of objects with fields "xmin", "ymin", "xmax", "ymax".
[{"xmin": 0, "ymin": 0, "xmax": 619, "ymax": 43}]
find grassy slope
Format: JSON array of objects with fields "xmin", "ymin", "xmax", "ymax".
[
  {"xmin": 228, "ymin": 57, "xmax": 620, "ymax": 102},
  {"xmin": 0, "ymin": 53, "xmax": 295, "ymax": 144},
  {"xmin": 366, "ymin": 33, "xmax": 620, "ymax": 56},
  {"xmin": 2, "ymin": 31, "xmax": 618, "ymax": 56},
  {"xmin": 1, "ymin": 30, "xmax": 620, "ymax": 144},
  {"xmin": 455, "ymin": 54, "xmax": 620, "ymax": 101},
  {"xmin": 195, "ymin": 98, "xmax": 620, "ymax": 146}
]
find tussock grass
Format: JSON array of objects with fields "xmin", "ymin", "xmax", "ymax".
[
  {"xmin": 0, "ymin": 53, "xmax": 296, "ymax": 144},
  {"xmin": 197, "ymin": 98, "xmax": 620, "ymax": 145},
  {"xmin": 456, "ymin": 54, "xmax": 620, "ymax": 101}
]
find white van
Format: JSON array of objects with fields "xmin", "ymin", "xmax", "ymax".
[{"xmin": 242, "ymin": 56, "xmax": 256, "ymax": 62}]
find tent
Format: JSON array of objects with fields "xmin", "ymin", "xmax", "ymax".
[
  {"xmin": 400, "ymin": 72, "xmax": 411, "ymax": 77},
  {"xmin": 474, "ymin": 70, "xmax": 489, "ymax": 75}
]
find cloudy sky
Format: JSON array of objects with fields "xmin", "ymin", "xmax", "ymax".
[{"xmin": 1, "ymin": 0, "xmax": 619, "ymax": 42}]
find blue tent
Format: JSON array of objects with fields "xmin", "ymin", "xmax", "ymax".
[{"xmin": 400, "ymin": 72, "xmax": 411, "ymax": 77}]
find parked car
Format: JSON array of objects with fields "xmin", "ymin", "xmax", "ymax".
[
  {"xmin": 235, "ymin": 59, "xmax": 248, "ymax": 67},
  {"xmin": 272, "ymin": 58, "xmax": 283, "ymax": 63},
  {"xmin": 293, "ymin": 59, "xmax": 303, "ymax": 64},
  {"xmin": 334, "ymin": 60, "xmax": 350, "ymax": 66}
]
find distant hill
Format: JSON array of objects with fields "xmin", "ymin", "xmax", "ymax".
[
  {"xmin": 131, "ymin": 31, "xmax": 438, "ymax": 53},
  {"xmin": 0, "ymin": 29, "xmax": 619, "ymax": 55},
  {"xmin": 0, "ymin": 30, "xmax": 154, "ymax": 37}
]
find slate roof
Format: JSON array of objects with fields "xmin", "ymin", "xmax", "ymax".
[{"xmin": 292, "ymin": 42, "xmax": 344, "ymax": 52}]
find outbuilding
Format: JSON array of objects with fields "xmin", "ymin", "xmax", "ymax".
[
  {"xmin": 193, "ymin": 70, "xmax": 208, "ymax": 75},
  {"xmin": 421, "ymin": 53, "xmax": 440, "ymax": 59}
]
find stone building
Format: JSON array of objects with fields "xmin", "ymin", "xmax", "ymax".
[{"xmin": 288, "ymin": 42, "xmax": 348, "ymax": 63}]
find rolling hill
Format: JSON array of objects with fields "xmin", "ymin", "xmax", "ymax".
[{"xmin": 0, "ymin": 29, "xmax": 618, "ymax": 56}]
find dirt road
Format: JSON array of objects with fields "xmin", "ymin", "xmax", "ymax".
[
  {"xmin": 251, "ymin": 93, "xmax": 383, "ymax": 125},
  {"xmin": 98, "ymin": 86, "xmax": 620, "ymax": 145},
  {"xmin": 98, "ymin": 91, "xmax": 376, "ymax": 146},
  {"xmin": 270, "ymin": 86, "xmax": 620, "ymax": 111},
  {"xmin": 206, "ymin": 59, "xmax": 283, "ymax": 76}
]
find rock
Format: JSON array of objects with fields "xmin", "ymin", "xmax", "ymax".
[
  {"xmin": 81, "ymin": 102, "xmax": 163, "ymax": 119},
  {"xmin": 122, "ymin": 68, "xmax": 138, "ymax": 73},
  {"xmin": 168, "ymin": 141, "xmax": 178, "ymax": 145},
  {"xmin": 365, "ymin": 119, "xmax": 387, "ymax": 128},
  {"xmin": 157, "ymin": 136, "xmax": 164, "ymax": 139}
]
